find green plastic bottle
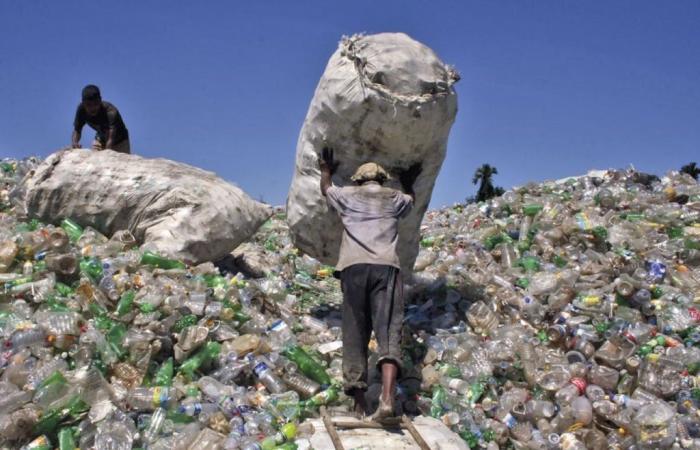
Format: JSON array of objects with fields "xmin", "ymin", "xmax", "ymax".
[
  {"xmin": 303, "ymin": 385, "xmax": 339, "ymax": 409},
  {"xmin": 116, "ymin": 290, "xmax": 136, "ymax": 316},
  {"xmin": 172, "ymin": 314, "xmax": 198, "ymax": 333},
  {"xmin": 459, "ymin": 430, "xmax": 479, "ymax": 449},
  {"xmin": 282, "ymin": 345, "xmax": 331, "ymax": 386},
  {"xmin": 178, "ymin": 342, "xmax": 221, "ymax": 378},
  {"xmin": 685, "ymin": 238, "xmax": 700, "ymax": 250},
  {"xmin": 32, "ymin": 395, "xmax": 87, "ymax": 436},
  {"xmin": 517, "ymin": 256, "xmax": 540, "ymax": 273},
  {"xmin": 55, "ymin": 282, "xmax": 74, "ymax": 297},
  {"xmin": 154, "ymin": 358, "xmax": 174, "ymax": 387},
  {"xmin": 140, "ymin": 251, "xmax": 186, "ymax": 270},
  {"xmin": 106, "ymin": 323, "xmax": 127, "ymax": 359},
  {"xmin": 57, "ymin": 427, "xmax": 76, "ymax": 450},
  {"xmin": 223, "ymin": 300, "xmax": 251, "ymax": 325},
  {"xmin": 273, "ymin": 443, "xmax": 298, "ymax": 450},
  {"xmin": 60, "ymin": 218, "xmax": 83, "ymax": 242},
  {"xmin": 430, "ymin": 385, "xmax": 446, "ymax": 418},
  {"xmin": 79, "ymin": 257, "xmax": 103, "ymax": 281},
  {"xmin": 522, "ymin": 203, "xmax": 543, "ymax": 217},
  {"xmin": 0, "ymin": 161, "xmax": 14, "ymax": 173},
  {"xmin": 420, "ymin": 236, "xmax": 436, "ymax": 248}
]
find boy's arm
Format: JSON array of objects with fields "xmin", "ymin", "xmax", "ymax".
[
  {"xmin": 105, "ymin": 107, "xmax": 118, "ymax": 149},
  {"xmin": 72, "ymin": 105, "xmax": 84, "ymax": 148},
  {"xmin": 71, "ymin": 130, "xmax": 81, "ymax": 149},
  {"xmin": 105, "ymin": 128, "xmax": 116, "ymax": 150}
]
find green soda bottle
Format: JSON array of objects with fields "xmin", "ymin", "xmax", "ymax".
[
  {"xmin": 517, "ymin": 256, "xmax": 540, "ymax": 272},
  {"xmin": 459, "ymin": 430, "xmax": 479, "ymax": 448},
  {"xmin": 172, "ymin": 314, "xmax": 198, "ymax": 333},
  {"xmin": 34, "ymin": 371, "xmax": 68, "ymax": 410},
  {"xmin": 55, "ymin": 282, "xmax": 74, "ymax": 297},
  {"xmin": 685, "ymin": 238, "xmax": 700, "ymax": 250},
  {"xmin": 272, "ymin": 444, "xmax": 298, "ymax": 450},
  {"xmin": 140, "ymin": 251, "xmax": 186, "ymax": 270},
  {"xmin": 154, "ymin": 358, "xmax": 174, "ymax": 387},
  {"xmin": 106, "ymin": 323, "xmax": 127, "ymax": 359},
  {"xmin": 522, "ymin": 203, "xmax": 543, "ymax": 217},
  {"xmin": 178, "ymin": 342, "xmax": 221, "ymax": 378},
  {"xmin": 45, "ymin": 296, "xmax": 71, "ymax": 312},
  {"xmin": 303, "ymin": 385, "xmax": 338, "ymax": 409},
  {"xmin": 430, "ymin": 385, "xmax": 447, "ymax": 418},
  {"xmin": 282, "ymin": 345, "xmax": 331, "ymax": 386},
  {"xmin": 116, "ymin": 290, "xmax": 136, "ymax": 316},
  {"xmin": 32, "ymin": 394, "xmax": 86, "ymax": 436},
  {"xmin": 0, "ymin": 161, "xmax": 14, "ymax": 173},
  {"xmin": 57, "ymin": 427, "xmax": 76, "ymax": 450},
  {"xmin": 79, "ymin": 257, "xmax": 103, "ymax": 281},
  {"xmin": 60, "ymin": 218, "xmax": 83, "ymax": 242}
]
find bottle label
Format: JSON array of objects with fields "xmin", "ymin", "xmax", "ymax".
[
  {"xmin": 152, "ymin": 387, "xmax": 170, "ymax": 408},
  {"xmin": 501, "ymin": 413, "xmax": 517, "ymax": 429},
  {"xmin": 270, "ymin": 320, "xmax": 287, "ymax": 332},
  {"xmin": 254, "ymin": 362, "xmax": 269, "ymax": 376}
]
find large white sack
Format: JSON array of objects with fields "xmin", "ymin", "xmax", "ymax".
[
  {"xmin": 20, "ymin": 149, "xmax": 273, "ymax": 264},
  {"xmin": 286, "ymin": 32, "xmax": 459, "ymax": 271}
]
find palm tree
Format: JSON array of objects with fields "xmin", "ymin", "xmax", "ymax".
[
  {"xmin": 680, "ymin": 162, "xmax": 700, "ymax": 181},
  {"xmin": 472, "ymin": 164, "xmax": 498, "ymax": 202}
]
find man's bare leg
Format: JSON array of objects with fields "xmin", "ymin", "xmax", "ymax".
[
  {"xmin": 381, "ymin": 361, "xmax": 398, "ymax": 403},
  {"xmin": 370, "ymin": 361, "xmax": 397, "ymax": 420}
]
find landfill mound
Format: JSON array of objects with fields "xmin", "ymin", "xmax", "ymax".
[{"xmin": 1, "ymin": 157, "xmax": 700, "ymax": 450}]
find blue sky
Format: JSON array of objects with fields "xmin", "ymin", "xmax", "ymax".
[{"xmin": 1, "ymin": 1, "xmax": 698, "ymax": 207}]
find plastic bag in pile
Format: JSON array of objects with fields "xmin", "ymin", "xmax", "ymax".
[
  {"xmin": 287, "ymin": 32, "xmax": 459, "ymax": 271},
  {"xmin": 18, "ymin": 149, "xmax": 272, "ymax": 264}
]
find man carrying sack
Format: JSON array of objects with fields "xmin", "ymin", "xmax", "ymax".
[{"xmin": 319, "ymin": 147, "xmax": 421, "ymax": 420}]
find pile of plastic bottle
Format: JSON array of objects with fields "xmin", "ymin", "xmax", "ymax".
[{"xmin": 1, "ymin": 157, "xmax": 699, "ymax": 449}]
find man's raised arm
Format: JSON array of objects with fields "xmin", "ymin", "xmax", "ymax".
[
  {"xmin": 319, "ymin": 147, "xmax": 339, "ymax": 197},
  {"xmin": 397, "ymin": 162, "xmax": 422, "ymax": 202}
]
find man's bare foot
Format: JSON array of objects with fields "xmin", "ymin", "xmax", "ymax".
[{"xmin": 369, "ymin": 397, "xmax": 394, "ymax": 421}]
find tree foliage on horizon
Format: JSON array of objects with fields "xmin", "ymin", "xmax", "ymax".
[
  {"xmin": 680, "ymin": 162, "xmax": 699, "ymax": 181},
  {"xmin": 472, "ymin": 163, "xmax": 504, "ymax": 202}
]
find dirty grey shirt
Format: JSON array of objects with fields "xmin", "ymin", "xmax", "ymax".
[{"xmin": 326, "ymin": 183, "xmax": 413, "ymax": 272}]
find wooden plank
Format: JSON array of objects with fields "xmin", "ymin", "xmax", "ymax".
[
  {"xmin": 401, "ymin": 415, "xmax": 431, "ymax": 450},
  {"xmin": 332, "ymin": 419, "xmax": 403, "ymax": 430},
  {"xmin": 321, "ymin": 406, "xmax": 345, "ymax": 450}
]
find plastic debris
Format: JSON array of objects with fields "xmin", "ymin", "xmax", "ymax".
[{"xmin": 2, "ymin": 157, "xmax": 700, "ymax": 449}]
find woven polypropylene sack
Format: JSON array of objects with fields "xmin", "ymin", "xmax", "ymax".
[
  {"xmin": 286, "ymin": 32, "xmax": 459, "ymax": 271},
  {"xmin": 20, "ymin": 149, "xmax": 273, "ymax": 264}
]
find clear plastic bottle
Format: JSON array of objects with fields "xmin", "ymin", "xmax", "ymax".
[
  {"xmin": 466, "ymin": 301, "xmax": 498, "ymax": 335},
  {"xmin": 439, "ymin": 376, "xmax": 469, "ymax": 395},
  {"xmin": 283, "ymin": 371, "xmax": 321, "ymax": 398},
  {"xmin": 9, "ymin": 327, "xmax": 47, "ymax": 349},
  {"xmin": 143, "ymin": 407, "xmax": 166, "ymax": 444},
  {"xmin": 177, "ymin": 402, "xmax": 219, "ymax": 417},
  {"xmin": 267, "ymin": 319, "xmax": 295, "ymax": 351},
  {"xmin": 126, "ymin": 387, "xmax": 174, "ymax": 411},
  {"xmin": 252, "ymin": 359, "xmax": 286, "ymax": 394},
  {"xmin": 634, "ymin": 402, "xmax": 677, "ymax": 449}
]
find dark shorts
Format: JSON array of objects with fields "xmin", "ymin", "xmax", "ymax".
[{"xmin": 340, "ymin": 263, "xmax": 404, "ymax": 394}]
